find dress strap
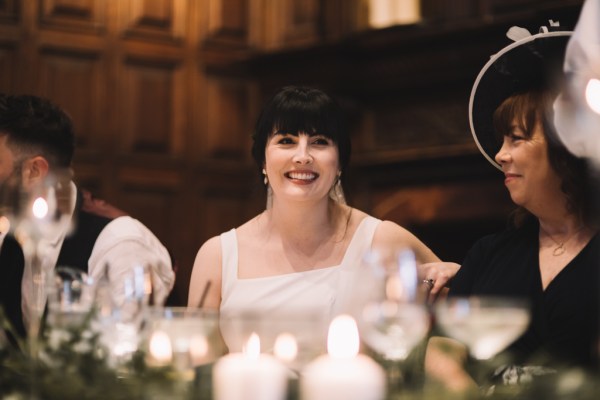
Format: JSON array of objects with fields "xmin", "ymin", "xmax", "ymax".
[
  {"xmin": 334, "ymin": 216, "xmax": 381, "ymax": 316},
  {"xmin": 220, "ymin": 229, "xmax": 238, "ymax": 299},
  {"xmin": 340, "ymin": 216, "xmax": 381, "ymax": 269}
]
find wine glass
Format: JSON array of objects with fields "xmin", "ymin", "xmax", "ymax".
[
  {"xmin": 435, "ymin": 296, "xmax": 530, "ymax": 387},
  {"xmin": 45, "ymin": 266, "xmax": 96, "ymax": 332},
  {"xmin": 355, "ymin": 248, "xmax": 431, "ymax": 391},
  {"xmin": 435, "ymin": 296, "xmax": 530, "ymax": 361}
]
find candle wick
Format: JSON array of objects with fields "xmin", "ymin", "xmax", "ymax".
[{"xmin": 198, "ymin": 280, "xmax": 211, "ymax": 308}]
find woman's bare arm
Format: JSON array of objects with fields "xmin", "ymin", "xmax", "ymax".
[{"xmin": 188, "ymin": 236, "xmax": 222, "ymax": 310}]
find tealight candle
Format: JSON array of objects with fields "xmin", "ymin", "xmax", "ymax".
[
  {"xmin": 213, "ymin": 333, "xmax": 288, "ymax": 400},
  {"xmin": 149, "ymin": 330, "xmax": 173, "ymax": 365},
  {"xmin": 301, "ymin": 315, "xmax": 386, "ymax": 400}
]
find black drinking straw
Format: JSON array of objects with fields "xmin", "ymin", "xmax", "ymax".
[{"xmin": 198, "ymin": 280, "xmax": 211, "ymax": 308}]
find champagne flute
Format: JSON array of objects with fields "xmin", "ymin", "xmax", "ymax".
[{"xmin": 0, "ymin": 169, "xmax": 74, "ymax": 351}]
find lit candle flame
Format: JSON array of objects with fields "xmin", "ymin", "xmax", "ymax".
[
  {"xmin": 32, "ymin": 197, "xmax": 49, "ymax": 219},
  {"xmin": 327, "ymin": 315, "xmax": 359, "ymax": 359},
  {"xmin": 274, "ymin": 333, "xmax": 298, "ymax": 363},
  {"xmin": 585, "ymin": 78, "xmax": 600, "ymax": 114},
  {"xmin": 149, "ymin": 330, "xmax": 172, "ymax": 363},
  {"xmin": 243, "ymin": 332, "xmax": 261, "ymax": 360}
]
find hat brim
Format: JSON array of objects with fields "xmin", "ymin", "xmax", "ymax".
[{"xmin": 469, "ymin": 31, "xmax": 571, "ymax": 170}]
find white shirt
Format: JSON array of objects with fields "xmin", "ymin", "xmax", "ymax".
[{"xmin": 1, "ymin": 183, "xmax": 175, "ymax": 326}]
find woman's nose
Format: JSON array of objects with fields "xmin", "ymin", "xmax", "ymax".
[
  {"xmin": 293, "ymin": 138, "xmax": 312, "ymax": 164},
  {"xmin": 495, "ymin": 141, "xmax": 511, "ymax": 164}
]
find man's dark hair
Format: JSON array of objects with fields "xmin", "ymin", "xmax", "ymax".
[{"xmin": 0, "ymin": 94, "xmax": 75, "ymax": 168}]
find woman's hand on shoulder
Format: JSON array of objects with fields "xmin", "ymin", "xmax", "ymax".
[
  {"xmin": 188, "ymin": 236, "xmax": 222, "ymax": 309},
  {"xmin": 419, "ymin": 262, "xmax": 460, "ymax": 303}
]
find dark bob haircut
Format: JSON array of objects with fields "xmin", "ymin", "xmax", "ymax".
[{"xmin": 251, "ymin": 86, "xmax": 351, "ymax": 180}]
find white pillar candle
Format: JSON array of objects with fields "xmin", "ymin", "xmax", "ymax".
[
  {"xmin": 213, "ymin": 333, "xmax": 288, "ymax": 400},
  {"xmin": 301, "ymin": 315, "xmax": 386, "ymax": 400}
]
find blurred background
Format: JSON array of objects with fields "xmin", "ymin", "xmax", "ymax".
[{"xmin": 0, "ymin": 0, "xmax": 584, "ymax": 304}]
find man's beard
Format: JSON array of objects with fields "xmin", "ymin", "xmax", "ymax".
[{"xmin": 0, "ymin": 163, "xmax": 25, "ymax": 220}]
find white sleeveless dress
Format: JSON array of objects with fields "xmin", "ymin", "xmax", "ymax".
[
  {"xmin": 220, "ymin": 216, "xmax": 381, "ymax": 317},
  {"xmin": 220, "ymin": 216, "xmax": 381, "ymax": 356}
]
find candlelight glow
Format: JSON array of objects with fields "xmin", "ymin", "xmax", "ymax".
[
  {"xmin": 0, "ymin": 216, "xmax": 10, "ymax": 233},
  {"xmin": 274, "ymin": 333, "xmax": 298, "ymax": 362},
  {"xmin": 149, "ymin": 330, "xmax": 173, "ymax": 363},
  {"xmin": 32, "ymin": 197, "xmax": 49, "ymax": 219},
  {"xmin": 327, "ymin": 315, "xmax": 360, "ymax": 359},
  {"xmin": 243, "ymin": 333, "xmax": 261, "ymax": 359},
  {"xmin": 585, "ymin": 78, "xmax": 600, "ymax": 114},
  {"xmin": 385, "ymin": 275, "xmax": 405, "ymax": 301},
  {"xmin": 190, "ymin": 334, "xmax": 209, "ymax": 362}
]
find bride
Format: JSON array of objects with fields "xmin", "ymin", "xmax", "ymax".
[{"xmin": 188, "ymin": 86, "xmax": 458, "ymax": 321}]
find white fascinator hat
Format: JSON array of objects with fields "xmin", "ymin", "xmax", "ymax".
[{"xmin": 469, "ymin": 23, "xmax": 571, "ymax": 169}]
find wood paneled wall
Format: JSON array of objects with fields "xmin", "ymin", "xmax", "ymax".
[{"xmin": 0, "ymin": 0, "xmax": 584, "ymax": 304}]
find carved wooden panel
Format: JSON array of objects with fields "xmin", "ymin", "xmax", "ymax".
[
  {"xmin": 37, "ymin": 47, "xmax": 105, "ymax": 149},
  {"xmin": 120, "ymin": 0, "xmax": 186, "ymax": 42},
  {"xmin": 0, "ymin": 44, "xmax": 17, "ymax": 93},
  {"xmin": 119, "ymin": 56, "xmax": 184, "ymax": 155},
  {"xmin": 204, "ymin": 0, "xmax": 249, "ymax": 46},
  {"xmin": 371, "ymin": 181, "xmax": 512, "ymax": 225},
  {"xmin": 117, "ymin": 186, "xmax": 175, "ymax": 228},
  {"xmin": 39, "ymin": 0, "xmax": 107, "ymax": 32},
  {"xmin": 0, "ymin": 0, "xmax": 19, "ymax": 22},
  {"xmin": 369, "ymin": 180, "xmax": 514, "ymax": 262},
  {"xmin": 201, "ymin": 77, "xmax": 251, "ymax": 158},
  {"xmin": 282, "ymin": 0, "xmax": 320, "ymax": 44},
  {"xmin": 371, "ymin": 95, "xmax": 471, "ymax": 151},
  {"xmin": 258, "ymin": 0, "xmax": 321, "ymax": 50},
  {"xmin": 421, "ymin": 0, "xmax": 480, "ymax": 20}
]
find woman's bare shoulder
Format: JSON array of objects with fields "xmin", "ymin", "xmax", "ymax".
[
  {"xmin": 373, "ymin": 219, "xmax": 440, "ymax": 262},
  {"xmin": 195, "ymin": 235, "xmax": 222, "ymax": 259},
  {"xmin": 189, "ymin": 235, "xmax": 223, "ymax": 308}
]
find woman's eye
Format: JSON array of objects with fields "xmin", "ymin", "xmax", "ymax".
[
  {"xmin": 277, "ymin": 137, "xmax": 294, "ymax": 144},
  {"xmin": 312, "ymin": 137, "xmax": 331, "ymax": 145}
]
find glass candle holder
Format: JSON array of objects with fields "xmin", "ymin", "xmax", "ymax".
[{"xmin": 145, "ymin": 307, "xmax": 223, "ymax": 379}]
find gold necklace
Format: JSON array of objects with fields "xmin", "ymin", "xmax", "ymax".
[{"xmin": 540, "ymin": 226, "xmax": 585, "ymax": 257}]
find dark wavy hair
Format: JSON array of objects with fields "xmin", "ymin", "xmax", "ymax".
[
  {"xmin": 251, "ymin": 86, "xmax": 351, "ymax": 185},
  {"xmin": 493, "ymin": 90, "xmax": 598, "ymax": 227},
  {"xmin": 0, "ymin": 94, "xmax": 75, "ymax": 168}
]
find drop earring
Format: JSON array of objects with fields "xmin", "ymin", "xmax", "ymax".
[
  {"xmin": 262, "ymin": 168, "xmax": 268, "ymax": 185},
  {"xmin": 329, "ymin": 171, "xmax": 346, "ymax": 204}
]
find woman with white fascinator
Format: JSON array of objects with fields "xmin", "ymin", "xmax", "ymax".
[
  {"xmin": 188, "ymin": 86, "xmax": 459, "ymax": 321},
  {"xmin": 426, "ymin": 22, "xmax": 600, "ymax": 393}
]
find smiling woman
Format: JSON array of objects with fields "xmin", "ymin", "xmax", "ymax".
[
  {"xmin": 187, "ymin": 86, "xmax": 460, "ymax": 332},
  {"xmin": 427, "ymin": 26, "xmax": 600, "ymax": 392},
  {"xmin": 493, "ymin": 91, "xmax": 562, "ymax": 210}
]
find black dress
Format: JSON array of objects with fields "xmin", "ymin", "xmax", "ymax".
[{"xmin": 449, "ymin": 218, "xmax": 600, "ymax": 367}]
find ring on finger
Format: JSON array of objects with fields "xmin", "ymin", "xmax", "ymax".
[{"xmin": 422, "ymin": 278, "xmax": 435, "ymax": 290}]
